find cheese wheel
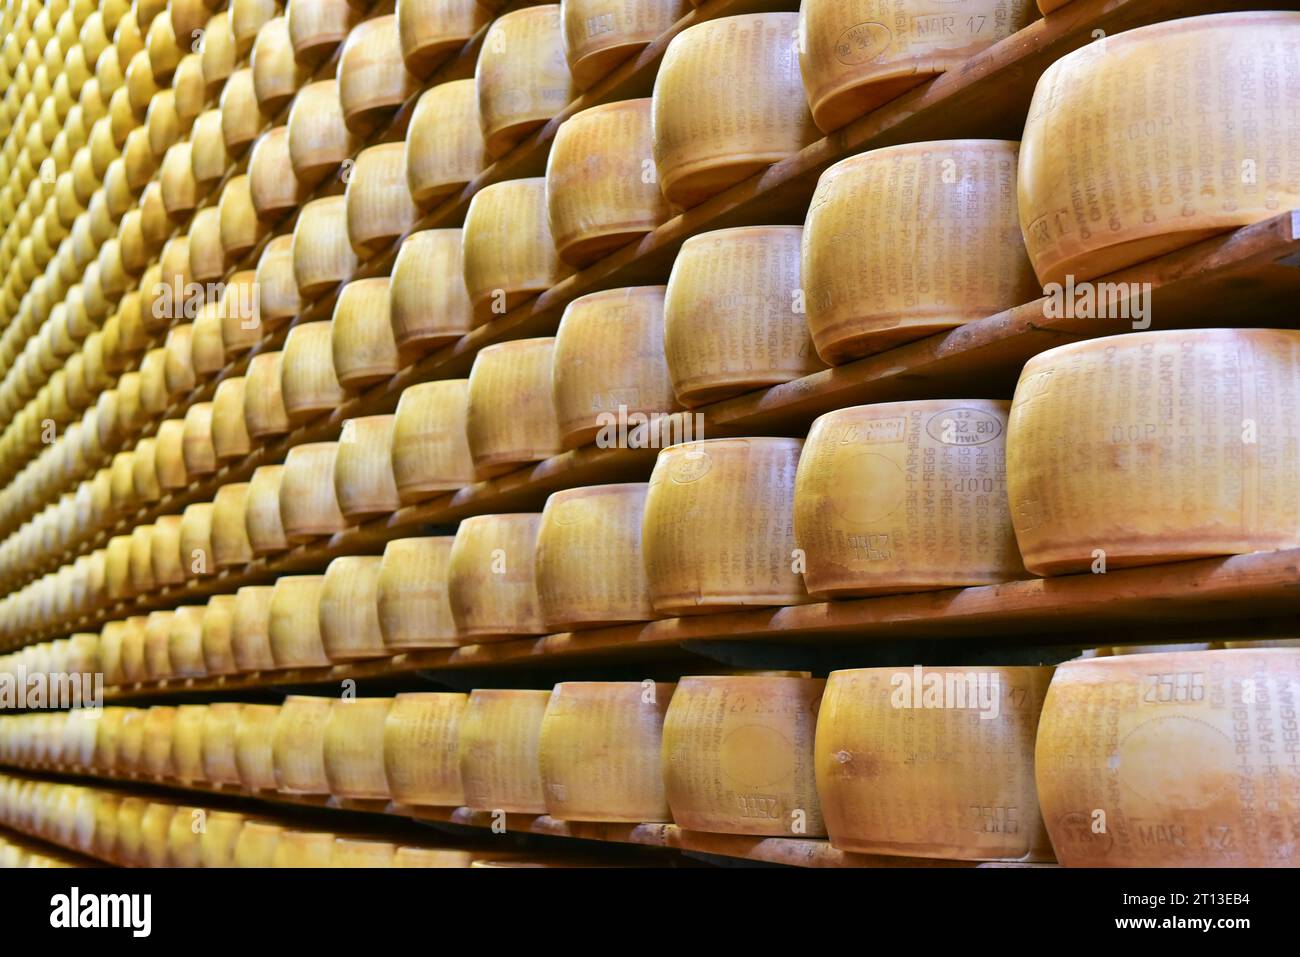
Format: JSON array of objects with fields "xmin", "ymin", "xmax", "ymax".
[
  {"xmin": 198, "ymin": 810, "xmax": 248, "ymax": 868},
  {"xmin": 272, "ymin": 695, "xmax": 332, "ymax": 794},
  {"xmin": 447, "ymin": 513, "xmax": 545, "ymax": 639},
  {"xmin": 458, "ymin": 689, "xmax": 552, "ymax": 813},
  {"xmin": 466, "ymin": 338, "xmax": 564, "ymax": 476},
  {"xmin": 235, "ymin": 703, "xmax": 281, "ymax": 790},
  {"xmin": 337, "ymin": 15, "xmax": 418, "ymax": 132},
  {"xmin": 390, "ymin": 379, "xmax": 477, "ymax": 502},
  {"xmin": 280, "ymin": 442, "xmax": 348, "ymax": 542},
  {"xmin": 270, "ymin": 829, "xmax": 335, "ymax": 867},
  {"xmin": 252, "ymin": 19, "xmax": 307, "ymax": 115},
  {"xmin": 163, "ymin": 323, "xmax": 196, "ymax": 395},
  {"xmin": 376, "ymin": 536, "xmax": 458, "ymax": 649},
  {"xmin": 292, "ymin": 196, "xmax": 358, "ymax": 298},
  {"xmin": 652, "ymin": 14, "xmax": 816, "ymax": 208},
  {"xmin": 795, "ymin": 400, "xmax": 1026, "ymax": 597},
  {"xmin": 539, "ymin": 681, "xmax": 674, "ymax": 822},
  {"xmin": 143, "ymin": 612, "xmax": 174, "ymax": 680},
  {"xmin": 178, "ymin": 501, "xmax": 215, "ymax": 578},
  {"xmin": 211, "ymin": 482, "xmax": 254, "ymax": 568},
  {"xmin": 189, "ymin": 208, "xmax": 226, "ymax": 283},
  {"xmin": 232, "ymin": 586, "xmax": 278, "ymax": 672},
  {"xmin": 211, "ymin": 377, "xmax": 252, "ymax": 460},
  {"xmin": 180, "ymin": 402, "xmax": 217, "ymax": 478},
  {"xmin": 245, "ymin": 465, "xmax": 291, "ymax": 555},
  {"xmin": 92, "ymin": 792, "xmax": 121, "ymax": 860},
  {"xmin": 405, "ymin": 81, "xmax": 486, "ymax": 208},
  {"xmin": 643, "ymin": 437, "xmax": 809, "ymax": 614},
  {"xmin": 286, "ymin": 0, "xmax": 359, "ymax": 66},
  {"xmin": 1036, "ymin": 649, "xmax": 1300, "ymax": 867},
  {"xmin": 334, "ymin": 414, "xmax": 401, "ymax": 522},
  {"xmin": 98, "ymin": 624, "xmax": 127, "ymax": 686},
  {"xmin": 140, "ymin": 801, "xmax": 175, "ymax": 867},
  {"xmin": 244, "ymin": 351, "xmax": 292, "ymax": 438},
  {"xmin": 345, "ymin": 143, "xmax": 419, "ymax": 255},
  {"xmin": 816, "ymin": 665, "xmax": 1054, "ymax": 860},
  {"xmin": 547, "ymin": 99, "xmax": 669, "ymax": 268},
  {"xmin": 249, "ymin": 127, "xmax": 306, "ymax": 219},
  {"xmin": 332, "ymin": 838, "xmax": 397, "ymax": 867},
  {"xmin": 286, "ymin": 80, "xmax": 358, "ymax": 185},
  {"xmin": 220, "ymin": 271, "xmax": 262, "ymax": 357},
  {"xmin": 116, "ymin": 709, "xmax": 146, "ymax": 774},
  {"xmin": 1019, "ymin": 12, "xmax": 1300, "ymax": 285},
  {"xmin": 234, "ymin": 821, "xmax": 283, "ymax": 867},
  {"xmin": 218, "ymin": 176, "xmax": 265, "ymax": 265},
  {"xmin": 382, "ymin": 692, "xmax": 468, "ymax": 806},
  {"xmin": 170, "ymin": 704, "xmax": 208, "ymax": 782},
  {"xmin": 799, "ymin": 0, "xmax": 1036, "ymax": 134},
  {"xmin": 397, "ymin": 0, "xmax": 488, "ymax": 77},
  {"xmin": 476, "ymin": 6, "xmax": 573, "ymax": 158},
  {"xmin": 663, "ymin": 225, "xmax": 821, "ymax": 406},
  {"xmin": 330, "ymin": 277, "xmax": 402, "ymax": 390},
  {"xmin": 149, "ymin": 514, "xmax": 185, "ymax": 585},
  {"xmin": 255, "ymin": 234, "xmax": 302, "ymax": 329},
  {"xmin": 536, "ymin": 483, "xmax": 655, "ymax": 629},
  {"xmin": 319, "ymin": 555, "xmax": 388, "ymax": 660},
  {"xmin": 201, "ymin": 702, "xmax": 242, "ymax": 786},
  {"xmin": 551, "ymin": 286, "xmax": 678, "ymax": 448},
  {"xmin": 323, "ymin": 697, "xmax": 394, "ymax": 799},
  {"xmin": 462, "ymin": 178, "xmax": 569, "ymax": 321},
  {"xmin": 1007, "ymin": 329, "xmax": 1300, "ymax": 575},
  {"xmin": 141, "ymin": 706, "xmax": 177, "ymax": 778},
  {"xmin": 165, "ymin": 806, "xmax": 203, "ymax": 868},
  {"xmin": 117, "ymin": 617, "xmax": 148, "ymax": 685},
  {"xmin": 283, "ymin": 322, "xmax": 346, "ymax": 421},
  {"xmin": 561, "ymin": 0, "xmax": 686, "ymax": 89},
  {"xmin": 114, "ymin": 796, "xmax": 147, "ymax": 865},
  {"xmin": 154, "ymin": 418, "xmax": 188, "ymax": 489},
  {"xmin": 167, "ymin": 605, "xmax": 208, "ymax": 677},
  {"xmin": 201, "ymin": 594, "xmax": 239, "ymax": 676},
  {"xmin": 803, "ymin": 139, "xmax": 1037, "ymax": 364},
  {"xmin": 268, "ymin": 574, "xmax": 331, "ymax": 668},
  {"xmin": 390, "ymin": 229, "xmax": 474, "ymax": 351},
  {"xmin": 662, "ymin": 675, "xmax": 825, "ymax": 836}
]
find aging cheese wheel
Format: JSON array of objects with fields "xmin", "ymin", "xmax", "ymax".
[
  {"xmin": 803, "ymin": 139, "xmax": 1037, "ymax": 364},
  {"xmin": 167, "ymin": 605, "xmax": 208, "ymax": 677},
  {"xmin": 795, "ymin": 400, "xmax": 1026, "ymax": 597},
  {"xmin": 319, "ymin": 555, "xmax": 388, "ymax": 660},
  {"xmin": 249, "ymin": 126, "xmax": 306, "ymax": 218},
  {"xmin": 323, "ymin": 697, "xmax": 394, "ymax": 799},
  {"xmin": 337, "ymin": 15, "xmax": 418, "ymax": 133},
  {"xmin": 234, "ymin": 820, "xmax": 283, "ymax": 867},
  {"xmin": 255, "ymin": 234, "xmax": 302, "ymax": 329},
  {"xmin": 663, "ymin": 225, "xmax": 821, "ymax": 406},
  {"xmin": 201, "ymin": 594, "xmax": 239, "ymax": 676},
  {"xmin": 377, "ymin": 536, "xmax": 459, "ymax": 649},
  {"xmin": 178, "ymin": 501, "xmax": 215, "ymax": 578},
  {"xmin": 198, "ymin": 810, "xmax": 248, "ymax": 869},
  {"xmin": 345, "ymin": 143, "xmax": 419, "ymax": 255},
  {"xmin": 232, "ymin": 586, "xmax": 278, "ymax": 672},
  {"xmin": 383, "ymin": 692, "xmax": 468, "ymax": 806},
  {"xmin": 235, "ymin": 704, "xmax": 281, "ymax": 790},
  {"xmin": 115, "ymin": 796, "xmax": 147, "ymax": 865},
  {"xmin": 286, "ymin": 80, "xmax": 358, "ymax": 185},
  {"xmin": 546, "ymin": 99, "xmax": 670, "ymax": 268},
  {"xmin": 390, "ymin": 379, "xmax": 477, "ymax": 501},
  {"xmin": 217, "ymin": 175, "xmax": 263, "ymax": 263},
  {"xmin": 154, "ymin": 418, "xmax": 188, "ymax": 489},
  {"xmin": 268, "ymin": 574, "xmax": 331, "ymax": 668},
  {"xmin": 462, "ymin": 178, "xmax": 569, "ymax": 321},
  {"xmin": 141, "ymin": 706, "xmax": 177, "ymax": 778},
  {"xmin": 244, "ymin": 351, "xmax": 292, "ymax": 438},
  {"xmin": 201, "ymin": 702, "xmax": 243, "ymax": 786},
  {"xmin": 1007, "ymin": 329, "xmax": 1300, "ymax": 575},
  {"xmin": 287, "ymin": 0, "xmax": 360, "ymax": 65},
  {"xmin": 220, "ymin": 271, "xmax": 262, "ymax": 358},
  {"xmin": 331, "ymin": 278, "xmax": 402, "ymax": 390},
  {"xmin": 180, "ymin": 402, "xmax": 217, "ymax": 477},
  {"xmin": 447, "ymin": 513, "xmax": 546, "ymax": 640},
  {"xmin": 270, "ymin": 829, "xmax": 336, "ymax": 867},
  {"xmin": 332, "ymin": 838, "xmax": 397, "ymax": 867},
  {"xmin": 143, "ymin": 612, "xmax": 175, "ymax": 680},
  {"xmin": 245, "ymin": 465, "xmax": 291, "ymax": 555},
  {"xmin": 279, "ymin": 442, "xmax": 348, "ymax": 542},
  {"xmin": 799, "ymin": 0, "xmax": 1036, "ymax": 134},
  {"xmin": 291, "ymin": 196, "xmax": 357, "ymax": 297},
  {"xmin": 170, "ymin": 704, "xmax": 208, "ymax": 782},
  {"xmin": 458, "ymin": 688, "xmax": 552, "ymax": 814},
  {"xmin": 539, "ymin": 681, "xmax": 674, "ymax": 822},
  {"xmin": 662, "ymin": 675, "xmax": 825, "ymax": 836},
  {"xmin": 466, "ymin": 338, "xmax": 564, "ymax": 476},
  {"xmin": 536, "ymin": 483, "xmax": 655, "ymax": 629},
  {"xmin": 476, "ymin": 6, "xmax": 573, "ymax": 158},
  {"xmin": 211, "ymin": 377, "xmax": 252, "ymax": 459},
  {"xmin": 1018, "ymin": 12, "xmax": 1300, "ymax": 286},
  {"xmin": 282, "ymin": 321, "xmax": 346, "ymax": 423},
  {"xmin": 643, "ymin": 437, "xmax": 809, "ymax": 614},
  {"xmin": 334, "ymin": 415, "xmax": 401, "ymax": 522},
  {"xmin": 398, "ymin": 0, "xmax": 489, "ymax": 77},
  {"xmin": 816, "ymin": 665, "xmax": 1054, "ymax": 860},
  {"xmin": 561, "ymin": 0, "xmax": 687, "ymax": 89},
  {"xmin": 405, "ymin": 81, "xmax": 486, "ymax": 208},
  {"xmin": 140, "ymin": 801, "xmax": 174, "ymax": 867},
  {"xmin": 254, "ymin": 19, "xmax": 307, "ymax": 113},
  {"xmin": 211, "ymin": 482, "xmax": 254, "ymax": 568},
  {"xmin": 1036, "ymin": 649, "xmax": 1300, "ymax": 866},
  {"xmin": 652, "ymin": 14, "xmax": 817, "ymax": 208},
  {"xmin": 272, "ymin": 695, "xmax": 332, "ymax": 794},
  {"xmin": 166, "ymin": 806, "xmax": 203, "ymax": 868},
  {"xmin": 390, "ymin": 229, "xmax": 474, "ymax": 350},
  {"xmin": 551, "ymin": 286, "xmax": 678, "ymax": 448}
]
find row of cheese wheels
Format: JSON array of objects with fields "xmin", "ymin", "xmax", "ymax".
[
  {"xmin": 4, "ymin": 647, "xmax": 1298, "ymax": 865},
  {"xmin": 7, "ymin": 324, "xmax": 1300, "ymax": 644},
  {"xmin": 0, "ymin": 771, "xmax": 606, "ymax": 868},
  {"xmin": 0, "ymin": 830, "xmax": 86, "ymax": 867}
]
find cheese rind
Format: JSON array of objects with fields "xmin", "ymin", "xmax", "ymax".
[
  {"xmin": 383, "ymin": 692, "xmax": 468, "ymax": 806},
  {"xmin": 323, "ymin": 698, "xmax": 394, "ymax": 800},
  {"xmin": 272, "ymin": 696, "xmax": 332, "ymax": 795},
  {"xmin": 391, "ymin": 379, "xmax": 477, "ymax": 501},
  {"xmin": 475, "ymin": 6, "xmax": 573, "ymax": 159},
  {"xmin": 377, "ymin": 536, "xmax": 459, "ymax": 649},
  {"xmin": 465, "ymin": 339, "xmax": 564, "ymax": 476},
  {"xmin": 458, "ymin": 689, "xmax": 552, "ymax": 814},
  {"xmin": 447, "ymin": 513, "xmax": 545, "ymax": 639}
]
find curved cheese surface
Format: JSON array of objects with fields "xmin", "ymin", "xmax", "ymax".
[{"xmin": 458, "ymin": 689, "xmax": 552, "ymax": 814}]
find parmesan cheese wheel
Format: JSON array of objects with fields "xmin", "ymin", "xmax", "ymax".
[
  {"xmin": 337, "ymin": 16, "xmax": 417, "ymax": 133},
  {"xmin": 249, "ymin": 126, "xmax": 306, "ymax": 219},
  {"xmin": 255, "ymin": 234, "xmax": 302, "ymax": 329},
  {"xmin": 1018, "ymin": 12, "xmax": 1300, "ymax": 286},
  {"xmin": 140, "ymin": 801, "xmax": 175, "ymax": 867},
  {"xmin": 547, "ymin": 99, "xmax": 669, "ymax": 268},
  {"xmin": 178, "ymin": 501, "xmax": 215, "ymax": 578},
  {"xmin": 232, "ymin": 585, "xmax": 278, "ymax": 672},
  {"xmin": 143, "ymin": 612, "xmax": 174, "ymax": 680},
  {"xmin": 132, "ymin": 438, "xmax": 162, "ymax": 502},
  {"xmin": 404, "ymin": 81, "xmax": 486, "ymax": 208},
  {"xmin": 397, "ymin": 0, "xmax": 488, "ymax": 77},
  {"xmin": 282, "ymin": 322, "xmax": 349, "ymax": 418},
  {"xmin": 345, "ymin": 143, "xmax": 419, "ymax": 255},
  {"xmin": 334, "ymin": 415, "xmax": 401, "ymax": 522},
  {"xmin": 234, "ymin": 821, "xmax": 283, "ymax": 866},
  {"xmin": 180, "ymin": 402, "xmax": 217, "ymax": 478},
  {"xmin": 476, "ymin": 6, "xmax": 573, "ymax": 158},
  {"xmin": 377, "ymin": 536, "xmax": 458, "ymax": 649},
  {"xmin": 561, "ymin": 0, "xmax": 686, "ymax": 89},
  {"xmin": 539, "ymin": 681, "xmax": 674, "ymax": 822},
  {"xmin": 323, "ymin": 697, "xmax": 394, "ymax": 799},
  {"xmin": 332, "ymin": 838, "xmax": 397, "ymax": 867},
  {"xmin": 803, "ymin": 139, "xmax": 1037, "ymax": 364},
  {"xmin": 170, "ymin": 704, "xmax": 208, "ymax": 782},
  {"xmin": 198, "ymin": 810, "xmax": 248, "ymax": 868},
  {"xmin": 466, "ymin": 338, "xmax": 564, "ymax": 476},
  {"xmin": 291, "ymin": 196, "xmax": 357, "ymax": 297},
  {"xmin": 115, "ymin": 796, "xmax": 147, "ymax": 865},
  {"xmin": 1007, "ymin": 329, "xmax": 1300, "ymax": 575},
  {"xmin": 201, "ymin": 594, "xmax": 238, "ymax": 676},
  {"xmin": 219, "ymin": 175, "xmax": 265, "ymax": 264},
  {"xmin": 390, "ymin": 229, "xmax": 474, "ymax": 351},
  {"xmin": 1036, "ymin": 649, "xmax": 1300, "ymax": 867},
  {"xmin": 118, "ymin": 617, "xmax": 148, "ymax": 685},
  {"xmin": 246, "ymin": 465, "xmax": 290, "ymax": 556},
  {"xmin": 287, "ymin": 0, "xmax": 360, "ymax": 66},
  {"xmin": 270, "ymin": 829, "xmax": 335, "ymax": 867},
  {"xmin": 211, "ymin": 482, "xmax": 254, "ymax": 568},
  {"xmin": 141, "ymin": 706, "xmax": 177, "ymax": 778},
  {"xmin": 117, "ymin": 709, "xmax": 146, "ymax": 774},
  {"xmin": 188, "ymin": 208, "xmax": 225, "ymax": 283},
  {"xmin": 447, "ymin": 513, "xmax": 545, "ymax": 639},
  {"xmin": 211, "ymin": 377, "xmax": 252, "ymax": 460},
  {"xmin": 382, "ymin": 691, "xmax": 468, "ymax": 806},
  {"xmin": 154, "ymin": 418, "xmax": 188, "ymax": 490},
  {"xmin": 163, "ymin": 323, "xmax": 196, "ymax": 395},
  {"xmin": 816, "ymin": 665, "xmax": 1054, "ymax": 860},
  {"xmin": 799, "ymin": 0, "xmax": 1036, "ymax": 134},
  {"xmin": 662, "ymin": 674, "xmax": 825, "ymax": 836},
  {"xmin": 461, "ymin": 178, "xmax": 569, "ymax": 321},
  {"xmin": 92, "ymin": 792, "xmax": 121, "ymax": 859},
  {"xmin": 458, "ymin": 688, "xmax": 552, "ymax": 814},
  {"xmin": 652, "ymin": 14, "xmax": 817, "ymax": 208},
  {"xmin": 286, "ymin": 81, "xmax": 358, "ymax": 185},
  {"xmin": 390, "ymin": 379, "xmax": 477, "ymax": 502},
  {"xmin": 643, "ymin": 437, "xmax": 809, "ymax": 614},
  {"xmin": 319, "ymin": 555, "xmax": 388, "ymax": 660},
  {"xmin": 280, "ymin": 442, "xmax": 348, "ymax": 542},
  {"xmin": 244, "ymin": 351, "xmax": 292, "ymax": 438},
  {"xmin": 272, "ymin": 695, "xmax": 332, "ymax": 794},
  {"xmin": 220, "ymin": 271, "xmax": 262, "ymax": 358},
  {"xmin": 167, "ymin": 605, "xmax": 208, "ymax": 677},
  {"xmin": 149, "ymin": 515, "xmax": 185, "ymax": 585},
  {"xmin": 552, "ymin": 286, "xmax": 678, "ymax": 448},
  {"xmin": 252, "ymin": 18, "xmax": 307, "ymax": 115},
  {"xmin": 207, "ymin": 701, "xmax": 248, "ymax": 786},
  {"xmin": 166, "ymin": 806, "xmax": 203, "ymax": 868},
  {"xmin": 235, "ymin": 703, "xmax": 280, "ymax": 790},
  {"xmin": 795, "ymin": 400, "xmax": 1026, "ymax": 597},
  {"xmin": 331, "ymin": 278, "xmax": 402, "ymax": 390},
  {"xmin": 536, "ymin": 483, "xmax": 655, "ymax": 629},
  {"xmin": 268, "ymin": 574, "xmax": 331, "ymax": 668},
  {"xmin": 663, "ymin": 225, "xmax": 821, "ymax": 406}
]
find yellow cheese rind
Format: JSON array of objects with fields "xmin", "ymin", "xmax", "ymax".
[
  {"xmin": 1006, "ymin": 329, "xmax": 1300, "ymax": 576},
  {"xmin": 272, "ymin": 696, "xmax": 332, "ymax": 795},
  {"xmin": 465, "ymin": 339, "xmax": 564, "ymax": 477},
  {"xmin": 268, "ymin": 574, "xmax": 330, "ymax": 668},
  {"xmin": 1035, "ymin": 649, "xmax": 1300, "ymax": 867},
  {"xmin": 383, "ymin": 692, "xmax": 468, "ymax": 807},
  {"xmin": 376, "ymin": 537, "xmax": 459, "ymax": 650},
  {"xmin": 475, "ymin": 6, "xmax": 573, "ymax": 159},
  {"xmin": 391, "ymin": 379, "xmax": 477, "ymax": 502},
  {"xmin": 319, "ymin": 555, "xmax": 388, "ymax": 660},
  {"xmin": 323, "ymin": 698, "xmax": 394, "ymax": 800},
  {"xmin": 561, "ymin": 0, "xmax": 688, "ymax": 90},
  {"xmin": 447, "ymin": 513, "xmax": 545, "ymax": 639},
  {"xmin": 458, "ymin": 688, "xmax": 552, "ymax": 814}
]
